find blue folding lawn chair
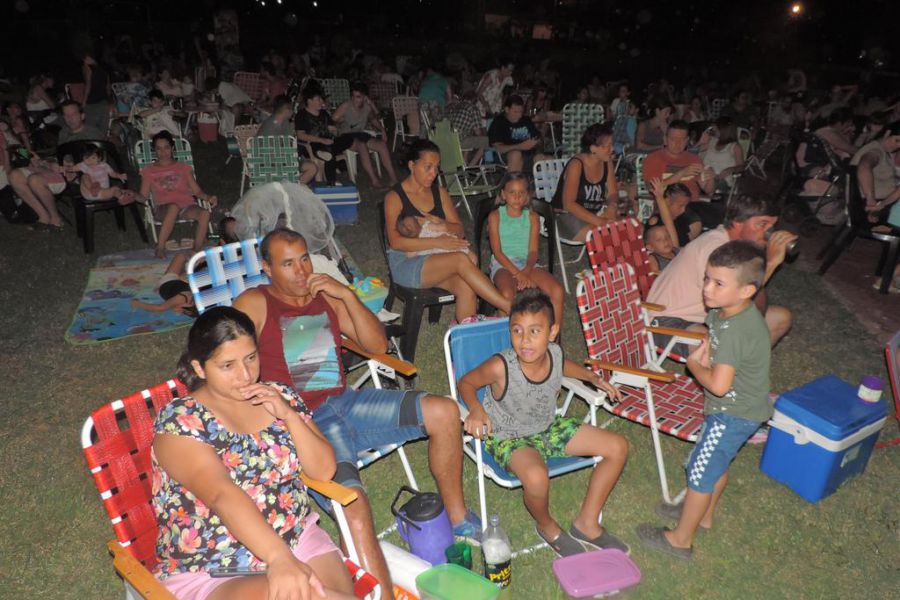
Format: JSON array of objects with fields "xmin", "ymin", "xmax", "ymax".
[{"xmin": 443, "ymin": 318, "xmax": 610, "ymax": 555}]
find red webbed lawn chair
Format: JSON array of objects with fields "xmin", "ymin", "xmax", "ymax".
[
  {"xmin": 585, "ymin": 218, "xmax": 703, "ymax": 365},
  {"xmin": 81, "ymin": 380, "xmax": 381, "ymax": 599},
  {"xmin": 577, "ymin": 264, "xmax": 706, "ymax": 506}
]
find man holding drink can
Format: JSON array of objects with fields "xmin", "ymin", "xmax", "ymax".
[{"xmin": 647, "ymin": 194, "xmax": 798, "ymax": 356}]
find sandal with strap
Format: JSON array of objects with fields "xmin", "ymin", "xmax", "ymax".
[{"xmin": 535, "ymin": 525, "xmax": 586, "ymax": 558}]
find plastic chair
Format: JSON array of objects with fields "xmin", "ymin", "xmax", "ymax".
[
  {"xmin": 429, "ymin": 119, "xmax": 500, "ymax": 219},
  {"xmin": 818, "ymin": 168, "xmax": 900, "ymax": 294},
  {"xmin": 134, "ymin": 137, "xmax": 214, "ymax": 243},
  {"xmin": 233, "ymin": 71, "xmax": 266, "ymax": 103},
  {"xmin": 560, "ymin": 103, "xmax": 605, "ymax": 157},
  {"xmin": 577, "ymin": 264, "xmax": 706, "ymax": 505},
  {"xmin": 375, "ymin": 201, "xmax": 456, "ymax": 362},
  {"xmin": 443, "ymin": 318, "xmax": 610, "ymax": 556},
  {"xmin": 533, "ymin": 158, "xmax": 584, "ymax": 293},
  {"xmin": 233, "ymin": 123, "xmax": 260, "ymax": 195},
  {"xmin": 81, "ymin": 380, "xmax": 382, "ymax": 599},
  {"xmin": 472, "ymin": 196, "xmax": 556, "ymax": 275},
  {"xmin": 316, "ymin": 78, "xmax": 351, "ymax": 109},
  {"xmin": 391, "ymin": 96, "xmax": 420, "ymax": 151},
  {"xmin": 56, "ymin": 140, "xmax": 148, "ymax": 254},
  {"xmin": 185, "ymin": 240, "xmax": 422, "ymax": 486}
]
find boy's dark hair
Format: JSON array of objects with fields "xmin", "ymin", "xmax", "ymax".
[
  {"xmin": 350, "ymin": 80, "xmax": 369, "ymax": 96},
  {"xmin": 219, "ymin": 216, "xmax": 239, "ymax": 244},
  {"xmin": 667, "ymin": 119, "xmax": 689, "ymax": 133},
  {"xmin": 149, "ymin": 89, "xmax": 165, "ymax": 101},
  {"xmin": 642, "ymin": 221, "xmax": 665, "ymax": 243},
  {"xmin": 510, "ymin": 289, "xmax": 555, "ymax": 326},
  {"xmin": 503, "ymin": 94, "xmax": 525, "ymax": 109},
  {"xmin": 272, "ymin": 94, "xmax": 292, "ymax": 113},
  {"xmin": 723, "ymin": 194, "xmax": 779, "ymax": 228},
  {"xmin": 260, "ymin": 228, "xmax": 306, "ymax": 263},
  {"xmin": 60, "ymin": 99, "xmax": 82, "ymax": 113},
  {"xmin": 708, "ymin": 240, "xmax": 766, "ymax": 291},
  {"xmin": 664, "ymin": 182, "xmax": 691, "ymax": 198}
]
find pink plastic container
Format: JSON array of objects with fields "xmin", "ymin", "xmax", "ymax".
[{"xmin": 552, "ymin": 549, "xmax": 641, "ymax": 597}]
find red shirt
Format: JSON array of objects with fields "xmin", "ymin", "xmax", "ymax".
[
  {"xmin": 140, "ymin": 161, "xmax": 195, "ymax": 208},
  {"xmin": 257, "ymin": 286, "xmax": 346, "ymax": 411},
  {"xmin": 643, "ymin": 149, "xmax": 704, "ymax": 199}
]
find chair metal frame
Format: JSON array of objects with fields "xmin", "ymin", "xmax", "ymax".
[
  {"xmin": 233, "ymin": 123, "xmax": 260, "ymax": 195},
  {"xmin": 533, "ymin": 158, "xmax": 584, "ymax": 293},
  {"xmin": 443, "ymin": 318, "xmax": 609, "ymax": 556},
  {"xmin": 134, "ymin": 137, "xmax": 215, "ymax": 243},
  {"xmin": 430, "ymin": 119, "xmax": 501, "ymax": 219},
  {"xmin": 577, "ymin": 264, "xmax": 707, "ymax": 505},
  {"xmin": 391, "ymin": 96, "xmax": 420, "ymax": 151},
  {"xmin": 81, "ymin": 379, "xmax": 382, "ymax": 599}
]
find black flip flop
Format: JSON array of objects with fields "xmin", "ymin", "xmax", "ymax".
[{"xmin": 636, "ymin": 524, "xmax": 693, "ymax": 560}]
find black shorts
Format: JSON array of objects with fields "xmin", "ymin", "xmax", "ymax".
[
  {"xmin": 159, "ymin": 279, "xmax": 191, "ymax": 301},
  {"xmin": 333, "ymin": 132, "xmax": 373, "ymax": 154}
]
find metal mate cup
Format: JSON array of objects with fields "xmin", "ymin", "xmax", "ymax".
[{"xmin": 764, "ymin": 228, "xmax": 799, "ymax": 259}]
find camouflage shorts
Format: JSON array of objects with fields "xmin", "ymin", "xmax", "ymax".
[{"xmin": 484, "ymin": 416, "xmax": 582, "ymax": 471}]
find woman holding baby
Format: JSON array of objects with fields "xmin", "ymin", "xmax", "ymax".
[{"xmin": 383, "ymin": 140, "xmax": 511, "ymax": 322}]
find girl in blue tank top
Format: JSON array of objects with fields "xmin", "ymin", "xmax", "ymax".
[{"xmin": 488, "ymin": 173, "xmax": 565, "ymax": 329}]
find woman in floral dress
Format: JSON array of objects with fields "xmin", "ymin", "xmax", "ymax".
[{"xmin": 152, "ymin": 306, "xmax": 355, "ymax": 600}]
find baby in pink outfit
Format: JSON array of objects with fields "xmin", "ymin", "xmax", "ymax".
[{"xmin": 76, "ymin": 146, "xmax": 139, "ymax": 205}]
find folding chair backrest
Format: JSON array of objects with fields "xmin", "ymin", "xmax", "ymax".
[
  {"xmin": 445, "ymin": 319, "xmax": 512, "ymax": 404},
  {"xmin": 81, "ymin": 379, "xmax": 189, "ymax": 569},
  {"xmin": 430, "ymin": 120, "xmax": 466, "ymax": 174},
  {"xmin": 234, "ymin": 124, "xmax": 261, "ymax": 161},
  {"xmin": 369, "ymin": 80, "xmax": 399, "ymax": 112},
  {"xmin": 317, "ymin": 78, "xmax": 351, "ymax": 107},
  {"xmin": 886, "ymin": 330, "xmax": 900, "ymax": 426},
  {"xmin": 586, "ymin": 218, "xmax": 656, "ymax": 299},
  {"xmin": 533, "ymin": 158, "xmax": 568, "ymax": 204},
  {"xmin": 562, "ymin": 103, "xmax": 605, "ymax": 156},
  {"xmin": 709, "ymin": 98, "xmax": 727, "ymax": 119},
  {"xmin": 577, "ymin": 264, "xmax": 649, "ymax": 370},
  {"xmin": 186, "ymin": 239, "xmax": 269, "ymax": 314},
  {"xmin": 632, "ymin": 153, "xmax": 656, "ymax": 222},
  {"xmin": 392, "ymin": 96, "xmax": 419, "ymax": 120},
  {"xmin": 233, "ymin": 71, "xmax": 266, "ymax": 102},
  {"xmin": 134, "ymin": 137, "xmax": 195, "ymax": 172},
  {"xmin": 247, "ymin": 135, "xmax": 300, "ymax": 187}
]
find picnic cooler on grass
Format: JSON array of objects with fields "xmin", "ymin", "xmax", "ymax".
[
  {"xmin": 760, "ymin": 375, "xmax": 887, "ymax": 503},
  {"xmin": 197, "ymin": 112, "xmax": 219, "ymax": 143},
  {"xmin": 314, "ymin": 185, "xmax": 361, "ymax": 225}
]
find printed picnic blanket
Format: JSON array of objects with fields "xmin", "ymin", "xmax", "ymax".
[{"xmin": 65, "ymin": 249, "xmax": 193, "ymax": 345}]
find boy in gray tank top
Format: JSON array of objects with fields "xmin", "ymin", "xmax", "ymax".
[{"xmin": 458, "ymin": 290, "xmax": 631, "ymax": 557}]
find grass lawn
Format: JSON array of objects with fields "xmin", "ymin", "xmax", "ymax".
[{"xmin": 1, "ymin": 139, "xmax": 897, "ymax": 599}]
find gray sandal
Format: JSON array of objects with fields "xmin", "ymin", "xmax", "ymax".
[
  {"xmin": 569, "ymin": 524, "xmax": 631, "ymax": 555},
  {"xmin": 536, "ymin": 525, "xmax": 586, "ymax": 558},
  {"xmin": 636, "ymin": 524, "xmax": 693, "ymax": 560}
]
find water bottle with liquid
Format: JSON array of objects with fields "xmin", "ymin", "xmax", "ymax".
[{"xmin": 482, "ymin": 514, "xmax": 512, "ymax": 593}]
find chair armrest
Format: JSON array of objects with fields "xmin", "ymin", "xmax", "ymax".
[
  {"xmin": 585, "ymin": 359, "xmax": 676, "ymax": 383},
  {"xmin": 561, "ymin": 376, "xmax": 607, "ymax": 406},
  {"xmin": 341, "ymin": 338, "xmax": 417, "ymax": 377},
  {"xmin": 300, "ymin": 473, "xmax": 359, "ymax": 506},
  {"xmin": 107, "ymin": 541, "xmax": 175, "ymax": 599},
  {"xmin": 641, "ymin": 301, "xmax": 666, "ymax": 312},
  {"xmin": 646, "ymin": 325, "xmax": 707, "ymax": 341}
]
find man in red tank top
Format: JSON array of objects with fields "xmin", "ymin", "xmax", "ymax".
[{"xmin": 234, "ymin": 229, "xmax": 481, "ymax": 593}]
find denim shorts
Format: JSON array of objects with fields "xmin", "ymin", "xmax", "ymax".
[
  {"xmin": 489, "ymin": 256, "xmax": 526, "ymax": 280},
  {"xmin": 685, "ymin": 413, "xmax": 760, "ymax": 493},
  {"xmin": 387, "ymin": 248, "xmax": 427, "ymax": 288},
  {"xmin": 312, "ymin": 386, "xmax": 427, "ymax": 490},
  {"xmin": 651, "ymin": 316, "xmax": 702, "ymax": 359}
]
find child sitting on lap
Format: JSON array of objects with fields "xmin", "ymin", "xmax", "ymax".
[
  {"xmin": 459, "ymin": 290, "xmax": 630, "ymax": 557},
  {"xmin": 396, "ymin": 214, "xmax": 477, "ymax": 263},
  {"xmin": 637, "ymin": 240, "xmax": 772, "ymax": 560},
  {"xmin": 76, "ymin": 146, "xmax": 137, "ymax": 205}
]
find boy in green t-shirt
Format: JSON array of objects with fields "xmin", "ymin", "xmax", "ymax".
[{"xmin": 638, "ymin": 240, "xmax": 772, "ymax": 560}]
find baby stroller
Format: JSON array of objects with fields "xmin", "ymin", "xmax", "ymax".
[{"xmin": 777, "ymin": 131, "xmax": 846, "ymax": 237}]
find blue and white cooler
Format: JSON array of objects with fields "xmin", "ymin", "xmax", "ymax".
[
  {"xmin": 314, "ymin": 185, "xmax": 361, "ymax": 226},
  {"xmin": 760, "ymin": 375, "xmax": 887, "ymax": 503}
]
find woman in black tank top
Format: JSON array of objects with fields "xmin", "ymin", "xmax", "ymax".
[
  {"xmin": 553, "ymin": 123, "xmax": 620, "ymax": 242},
  {"xmin": 383, "ymin": 140, "xmax": 510, "ymax": 321}
]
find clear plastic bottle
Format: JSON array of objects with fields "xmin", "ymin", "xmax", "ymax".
[{"xmin": 482, "ymin": 514, "xmax": 512, "ymax": 591}]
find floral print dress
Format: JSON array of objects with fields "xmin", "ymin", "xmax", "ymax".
[{"xmin": 152, "ymin": 381, "xmax": 314, "ymax": 578}]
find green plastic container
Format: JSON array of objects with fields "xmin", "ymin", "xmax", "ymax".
[{"xmin": 416, "ymin": 564, "xmax": 500, "ymax": 600}]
